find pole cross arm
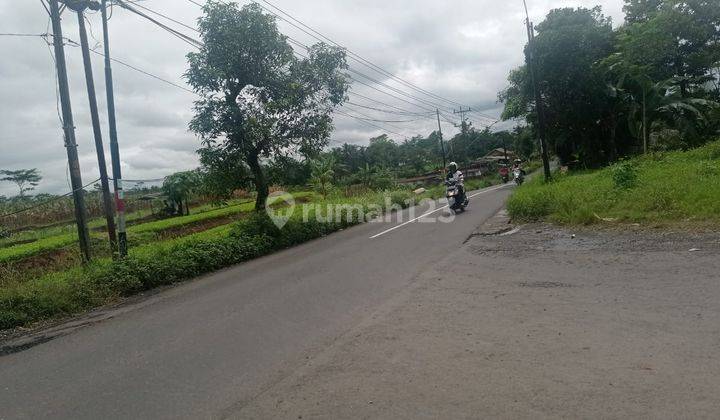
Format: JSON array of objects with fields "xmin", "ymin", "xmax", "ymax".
[{"xmin": 59, "ymin": 0, "xmax": 101, "ymax": 11}]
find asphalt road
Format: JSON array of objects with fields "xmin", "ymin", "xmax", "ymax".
[{"xmin": 0, "ymin": 183, "xmax": 513, "ymax": 419}]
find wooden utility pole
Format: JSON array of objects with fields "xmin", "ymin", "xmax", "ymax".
[
  {"xmin": 74, "ymin": 3, "xmax": 118, "ymax": 252},
  {"xmin": 49, "ymin": 0, "xmax": 91, "ymax": 261},
  {"xmin": 101, "ymin": 0, "xmax": 128, "ymax": 257},
  {"xmin": 436, "ymin": 109, "xmax": 447, "ymax": 169},
  {"xmin": 523, "ymin": 0, "xmax": 552, "ymax": 181}
]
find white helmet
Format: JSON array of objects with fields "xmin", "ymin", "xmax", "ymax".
[{"xmin": 448, "ymin": 162, "xmax": 458, "ymax": 171}]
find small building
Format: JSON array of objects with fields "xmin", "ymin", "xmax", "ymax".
[{"xmin": 479, "ymin": 148, "xmax": 517, "ymax": 163}]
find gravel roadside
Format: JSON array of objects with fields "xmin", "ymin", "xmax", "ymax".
[{"xmin": 234, "ymin": 222, "xmax": 720, "ymax": 419}]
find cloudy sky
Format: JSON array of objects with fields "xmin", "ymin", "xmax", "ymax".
[{"xmin": 0, "ymin": 0, "xmax": 625, "ymax": 196}]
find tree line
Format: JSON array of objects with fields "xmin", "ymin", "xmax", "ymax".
[
  {"xmin": 185, "ymin": 1, "xmax": 532, "ymax": 209},
  {"xmin": 500, "ymin": 0, "xmax": 720, "ymax": 167}
]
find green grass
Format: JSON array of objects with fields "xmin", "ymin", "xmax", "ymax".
[
  {"xmin": 0, "ymin": 195, "xmax": 312, "ymax": 265},
  {"xmin": 0, "ymin": 189, "xmax": 417, "ymax": 330},
  {"xmin": 508, "ymin": 141, "xmax": 720, "ymax": 225},
  {"xmin": 0, "ymin": 198, "xmax": 255, "ymax": 249},
  {"xmin": 0, "ymin": 234, "xmax": 78, "ymax": 264}
]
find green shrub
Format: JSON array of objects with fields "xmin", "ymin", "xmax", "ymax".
[
  {"xmin": 388, "ymin": 190, "xmax": 413, "ymax": 209},
  {"xmin": 611, "ymin": 161, "xmax": 638, "ymax": 190}
]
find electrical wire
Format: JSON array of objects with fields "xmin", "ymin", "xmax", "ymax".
[
  {"xmin": 335, "ymin": 111, "xmax": 408, "ymax": 139},
  {"xmin": 0, "ymin": 178, "xmax": 101, "ymax": 220},
  {"xmin": 0, "ymin": 33, "xmax": 48, "ymax": 37},
  {"xmin": 257, "ymin": 0, "xmax": 472, "ymax": 112},
  {"xmin": 113, "ymin": 0, "xmax": 203, "ymax": 49},
  {"xmin": 129, "ymin": 0, "xmax": 445, "ymax": 126}
]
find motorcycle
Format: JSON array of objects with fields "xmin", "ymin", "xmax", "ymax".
[
  {"xmin": 513, "ymin": 168, "xmax": 525, "ymax": 185},
  {"xmin": 445, "ymin": 179, "xmax": 468, "ymax": 213},
  {"xmin": 499, "ymin": 166, "xmax": 510, "ymax": 183}
]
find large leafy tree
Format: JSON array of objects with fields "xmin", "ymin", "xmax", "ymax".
[
  {"xmin": 500, "ymin": 7, "xmax": 616, "ymax": 166},
  {"xmin": 365, "ymin": 135, "xmax": 400, "ymax": 168},
  {"xmin": 0, "ymin": 168, "xmax": 41, "ymax": 198},
  {"xmin": 162, "ymin": 171, "xmax": 201, "ymax": 216},
  {"xmin": 186, "ymin": 1, "xmax": 349, "ymax": 210},
  {"xmin": 617, "ymin": 1, "xmax": 720, "ymax": 97},
  {"xmin": 623, "ymin": 0, "xmax": 663, "ymax": 24},
  {"xmin": 309, "ymin": 155, "xmax": 335, "ymax": 197}
]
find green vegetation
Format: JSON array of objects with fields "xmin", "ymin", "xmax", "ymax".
[
  {"xmin": 0, "ymin": 233, "xmax": 77, "ymax": 264},
  {"xmin": 188, "ymin": 2, "xmax": 350, "ymax": 210},
  {"xmin": 500, "ymin": 1, "xmax": 719, "ymax": 167},
  {"xmin": 508, "ymin": 141, "xmax": 720, "ymax": 225},
  {"xmin": 0, "ymin": 168, "xmax": 42, "ymax": 198},
  {"xmin": 0, "ymin": 190, "xmax": 418, "ymax": 330}
]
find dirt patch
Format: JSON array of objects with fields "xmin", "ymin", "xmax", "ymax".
[
  {"xmin": 0, "ymin": 247, "xmax": 82, "ymax": 287},
  {"xmin": 154, "ymin": 214, "xmax": 243, "ymax": 240},
  {"xmin": 0, "ymin": 237, "xmax": 39, "ymax": 248}
]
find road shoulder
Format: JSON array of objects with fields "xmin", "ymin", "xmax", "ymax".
[{"xmin": 235, "ymin": 220, "xmax": 720, "ymax": 419}]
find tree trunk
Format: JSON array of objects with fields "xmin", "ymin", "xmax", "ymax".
[
  {"xmin": 248, "ymin": 152, "xmax": 268, "ymax": 211},
  {"xmin": 608, "ymin": 123, "xmax": 618, "ymax": 162},
  {"xmin": 642, "ymin": 89, "xmax": 648, "ymax": 154}
]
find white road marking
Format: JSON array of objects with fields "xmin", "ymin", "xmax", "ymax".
[{"xmin": 369, "ymin": 184, "xmax": 511, "ymax": 239}]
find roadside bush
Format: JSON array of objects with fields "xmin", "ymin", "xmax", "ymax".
[
  {"xmin": 388, "ymin": 190, "xmax": 413, "ymax": 209},
  {"xmin": 611, "ymin": 161, "xmax": 638, "ymax": 190}
]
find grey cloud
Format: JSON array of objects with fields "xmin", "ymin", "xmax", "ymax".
[{"xmin": 0, "ymin": 0, "xmax": 625, "ymax": 196}]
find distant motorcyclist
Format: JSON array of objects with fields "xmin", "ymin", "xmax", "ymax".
[
  {"xmin": 446, "ymin": 162, "xmax": 466, "ymax": 203},
  {"xmin": 512, "ymin": 159, "xmax": 526, "ymax": 176},
  {"xmin": 512, "ymin": 159, "xmax": 526, "ymax": 185}
]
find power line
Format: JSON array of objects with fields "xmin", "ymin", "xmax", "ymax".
[
  {"xmin": 341, "ymin": 104, "xmax": 421, "ymax": 132},
  {"xmin": 126, "ymin": 1, "xmax": 200, "ymax": 34},
  {"xmin": 107, "ymin": 0, "xmax": 425, "ymax": 141},
  {"xmin": 186, "ymin": 0, "xmax": 467, "ymax": 115},
  {"xmin": 87, "ymin": 47, "xmax": 196, "ymax": 94},
  {"xmin": 258, "ymin": 0, "xmax": 470, "ymax": 110},
  {"xmin": 0, "ymin": 32, "xmax": 48, "ymax": 37},
  {"xmin": 345, "ymin": 101, "xmax": 434, "ymax": 117},
  {"xmin": 42, "ymin": 32, "xmax": 197, "ymax": 94},
  {"xmin": 0, "ymin": 178, "xmax": 101, "ymax": 220},
  {"xmin": 141, "ymin": 1, "xmax": 443, "ymax": 120},
  {"xmin": 113, "ymin": 0, "xmax": 203, "ymax": 49},
  {"xmin": 335, "ymin": 111, "xmax": 408, "ymax": 139},
  {"xmin": 340, "ymin": 105, "xmax": 427, "ymax": 123}
]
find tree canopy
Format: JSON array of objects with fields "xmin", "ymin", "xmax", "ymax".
[
  {"xmin": 186, "ymin": 1, "xmax": 350, "ymax": 210},
  {"xmin": 500, "ymin": 0, "xmax": 720, "ymax": 167},
  {"xmin": 0, "ymin": 169, "xmax": 42, "ymax": 198}
]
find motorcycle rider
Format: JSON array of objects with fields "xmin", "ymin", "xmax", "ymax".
[
  {"xmin": 446, "ymin": 162, "xmax": 467, "ymax": 204},
  {"xmin": 512, "ymin": 159, "xmax": 526, "ymax": 184}
]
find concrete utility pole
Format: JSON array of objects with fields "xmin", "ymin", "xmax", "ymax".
[
  {"xmin": 101, "ymin": 0, "xmax": 128, "ymax": 257},
  {"xmin": 48, "ymin": 0, "xmax": 92, "ymax": 261},
  {"xmin": 436, "ymin": 109, "xmax": 447, "ymax": 170},
  {"xmin": 73, "ymin": 1, "xmax": 118, "ymax": 252},
  {"xmin": 523, "ymin": 0, "xmax": 552, "ymax": 181},
  {"xmin": 453, "ymin": 107, "xmax": 472, "ymax": 133}
]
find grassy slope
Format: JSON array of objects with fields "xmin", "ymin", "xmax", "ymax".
[{"xmin": 508, "ymin": 141, "xmax": 720, "ymax": 225}]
